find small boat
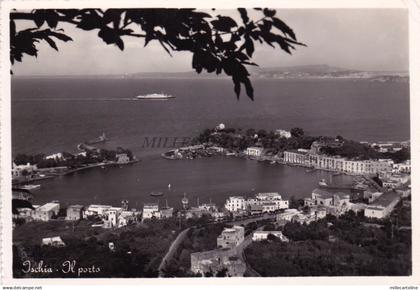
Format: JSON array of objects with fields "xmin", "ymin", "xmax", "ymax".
[
  {"xmin": 150, "ymin": 191, "xmax": 164, "ymax": 197},
  {"xmin": 270, "ymin": 160, "xmax": 276, "ymax": 165},
  {"xmin": 20, "ymin": 184, "xmax": 41, "ymax": 191},
  {"xmin": 168, "ymin": 184, "xmax": 171, "ymax": 190}
]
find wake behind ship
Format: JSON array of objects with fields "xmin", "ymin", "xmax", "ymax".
[{"xmin": 135, "ymin": 93, "xmax": 175, "ymax": 100}]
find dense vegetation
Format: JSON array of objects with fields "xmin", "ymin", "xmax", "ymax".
[
  {"xmin": 194, "ymin": 127, "xmax": 318, "ymax": 153},
  {"xmin": 320, "ymin": 140, "xmax": 410, "ymax": 163},
  {"xmin": 162, "ymin": 223, "xmax": 227, "ymax": 277},
  {"xmin": 194, "ymin": 127, "xmax": 410, "ymax": 162},
  {"xmin": 13, "ymin": 147, "xmax": 134, "ymax": 169},
  {"xmin": 13, "ymin": 218, "xmax": 180, "ymax": 278},
  {"xmin": 245, "ymin": 203, "xmax": 411, "ymax": 276}
]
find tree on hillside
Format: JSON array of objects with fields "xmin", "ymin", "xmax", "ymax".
[
  {"xmin": 10, "ymin": 8, "xmax": 305, "ymax": 100},
  {"xmin": 290, "ymin": 127, "xmax": 304, "ymax": 138}
]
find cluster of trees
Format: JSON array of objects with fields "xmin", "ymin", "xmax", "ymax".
[
  {"xmin": 13, "ymin": 147, "xmax": 134, "ymax": 169},
  {"xmin": 320, "ymin": 140, "xmax": 410, "ymax": 163},
  {"xmin": 195, "ymin": 126, "xmax": 410, "ymax": 163},
  {"xmin": 163, "ymin": 223, "xmax": 227, "ymax": 277},
  {"xmin": 244, "ymin": 209, "xmax": 411, "ymax": 276},
  {"xmin": 13, "ymin": 218, "xmax": 180, "ymax": 278},
  {"xmin": 194, "ymin": 127, "xmax": 317, "ymax": 153}
]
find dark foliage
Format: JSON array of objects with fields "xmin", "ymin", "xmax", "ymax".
[
  {"xmin": 10, "ymin": 8, "xmax": 305, "ymax": 100},
  {"xmin": 246, "ymin": 208, "xmax": 411, "ymax": 276}
]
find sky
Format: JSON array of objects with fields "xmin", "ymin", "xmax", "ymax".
[{"xmin": 12, "ymin": 9, "xmax": 409, "ymax": 75}]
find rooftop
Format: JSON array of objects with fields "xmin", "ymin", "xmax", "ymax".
[
  {"xmin": 37, "ymin": 202, "xmax": 60, "ymax": 212},
  {"xmin": 371, "ymin": 191, "xmax": 400, "ymax": 208}
]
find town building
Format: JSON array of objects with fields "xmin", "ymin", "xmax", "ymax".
[
  {"xmin": 276, "ymin": 209, "xmax": 300, "ymax": 224},
  {"xmin": 245, "ymin": 147, "xmax": 264, "ymax": 157},
  {"xmin": 66, "ymin": 205, "xmax": 84, "ymax": 221},
  {"xmin": 12, "ymin": 162, "xmax": 38, "ymax": 178},
  {"xmin": 252, "ymin": 231, "xmax": 289, "ymax": 242},
  {"xmin": 217, "ymin": 226, "xmax": 245, "ymax": 249},
  {"xmin": 283, "ymin": 148, "xmax": 394, "ymax": 175},
  {"xmin": 364, "ymin": 191, "xmax": 400, "ymax": 219},
  {"xmin": 84, "ymin": 204, "xmax": 112, "ymax": 217},
  {"xmin": 275, "ymin": 129, "xmax": 292, "ymax": 139},
  {"xmin": 393, "ymin": 160, "xmax": 411, "ymax": 174},
  {"xmin": 255, "ymin": 192, "xmax": 289, "ymax": 210},
  {"xmin": 33, "ymin": 202, "xmax": 60, "ymax": 221},
  {"xmin": 190, "ymin": 247, "xmax": 245, "ymax": 277},
  {"xmin": 224, "ymin": 196, "xmax": 246, "ymax": 212},
  {"xmin": 116, "ymin": 153, "xmax": 130, "ymax": 164},
  {"xmin": 142, "ymin": 203, "xmax": 161, "ymax": 220},
  {"xmin": 160, "ymin": 207, "xmax": 174, "ymax": 219},
  {"xmin": 41, "ymin": 236, "xmax": 65, "ymax": 247}
]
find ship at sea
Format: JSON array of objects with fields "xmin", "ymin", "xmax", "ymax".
[{"xmin": 135, "ymin": 93, "xmax": 175, "ymax": 100}]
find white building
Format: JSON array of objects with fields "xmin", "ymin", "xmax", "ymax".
[
  {"xmin": 33, "ymin": 202, "xmax": 60, "ymax": 221},
  {"xmin": 142, "ymin": 203, "xmax": 161, "ymax": 219},
  {"xmin": 12, "ymin": 162, "xmax": 38, "ymax": 178},
  {"xmin": 45, "ymin": 152, "xmax": 64, "ymax": 160},
  {"xmin": 41, "ymin": 236, "xmax": 65, "ymax": 247},
  {"xmin": 364, "ymin": 191, "xmax": 400, "ymax": 219},
  {"xmin": 245, "ymin": 147, "xmax": 264, "ymax": 157},
  {"xmin": 255, "ymin": 192, "xmax": 289, "ymax": 210},
  {"xmin": 116, "ymin": 153, "xmax": 130, "ymax": 164},
  {"xmin": 275, "ymin": 129, "xmax": 292, "ymax": 139},
  {"xmin": 84, "ymin": 204, "xmax": 112, "ymax": 217},
  {"xmin": 217, "ymin": 226, "xmax": 245, "ymax": 249},
  {"xmin": 224, "ymin": 196, "xmax": 246, "ymax": 212},
  {"xmin": 252, "ymin": 231, "xmax": 289, "ymax": 242}
]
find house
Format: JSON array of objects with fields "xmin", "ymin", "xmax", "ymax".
[
  {"xmin": 142, "ymin": 203, "xmax": 161, "ymax": 220},
  {"xmin": 106, "ymin": 207, "xmax": 123, "ymax": 227},
  {"xmin": 224, "ymin": 196, "xmax": 246, "ymax": 212},
  {"xmin": 364, "ymin": 191, "xmax": 400, "ymax": 219},
  {"xmin": 84, "ymin": 204, "xmax": 112, "ymax": 217},
  {"xmin": 41, "ymin": 236, "xmax": 65, "ymax": 247},
  {"xmin": 275, "ymin": 129, "xmax": 292, "ymax": 139},
  {"xmin": 33, "ymin": 202, "xmax": 60, "ymax": 221},
  {"xmin": 160, "ymin": 207, "xmax": 174, "ymax": 219},
  {"xmin": 255, "ymin": 192, "xmax": 289, "ymax": 210},
  {"xmin": 217, "ymin": 226, "xmax": 245, "ymax": 249},
  {"xmin": 190, "ymin": 247, "xmax": 245, "ymax": 277},
  {"xmin": 252, "ymin": 231, "xmax": 289, "ymax": 242},
  {"xmin": 116, "ymin": 153, "xmax": 130, "ymax": 164},
  {"xmin": 12, "ymin": 162, "xmax": 38, "ymax": 178},
  {"xmin": 245, "ymin": 147, "xmax": 264, "ymax": 157},
  {"xmin": 66, "ymin": 205, "xmax": 84, "ymax": 221},
  {"xmin": 185, "ymin": 207, "xmax": 211, "ymax": 219},
  {"xmin": 276, "ymin": 209, "xmax": 300, "ymax": 223}
]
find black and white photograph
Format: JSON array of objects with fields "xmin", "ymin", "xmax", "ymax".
[{"xmin": 2, "ymin": 0, "xmax": 419, "ymax": 286}]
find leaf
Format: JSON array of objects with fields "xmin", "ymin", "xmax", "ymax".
[
  {"xmin": 234, "ymin": 79, "xmax": 241, "ymax": 99},
  {"xmin": 244, "ymin": 78, "xmax": 254, "ymax": 100},
  {"xmin": 33, "ymin": 10, "xmax": 45, "ymax": 27},
  {"xmin": 98, "ymin": 27, "xmax": 118, "ymax": 44},
  {"xmin": 45, "ymin": 11, "xmax": 59, "ymax": 28},
  {"xmin": 263, "ymin": 8, "xmax": 276, "ymax": 17},
  {"xmin": 211, "ymin": 16, "xmax": 237, "ymax": 32},
  {"xmin": 44, "ymin": 36, "xmax": 58, "ymax": 51},
  {"xmin": 272, "ymin": 17, "xmax": 296, "ymax": 40},
  {"xmin": 77, "ymin": 12, "xmax": 102, "ymax": 31},
  {"xmin": 245, "ymin": 36, "xmax": 254, "ymax": 57},
  {"xmin": 238, "ymin": 8, "xmax": 249, "ymax": 24},
  {"xmin": 115, "ymin": 37, "xmax": 124, "ymax": 50},
  {"xmin": 49, "ymin": 31, "xmax": 73, "ymax": 42}
]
